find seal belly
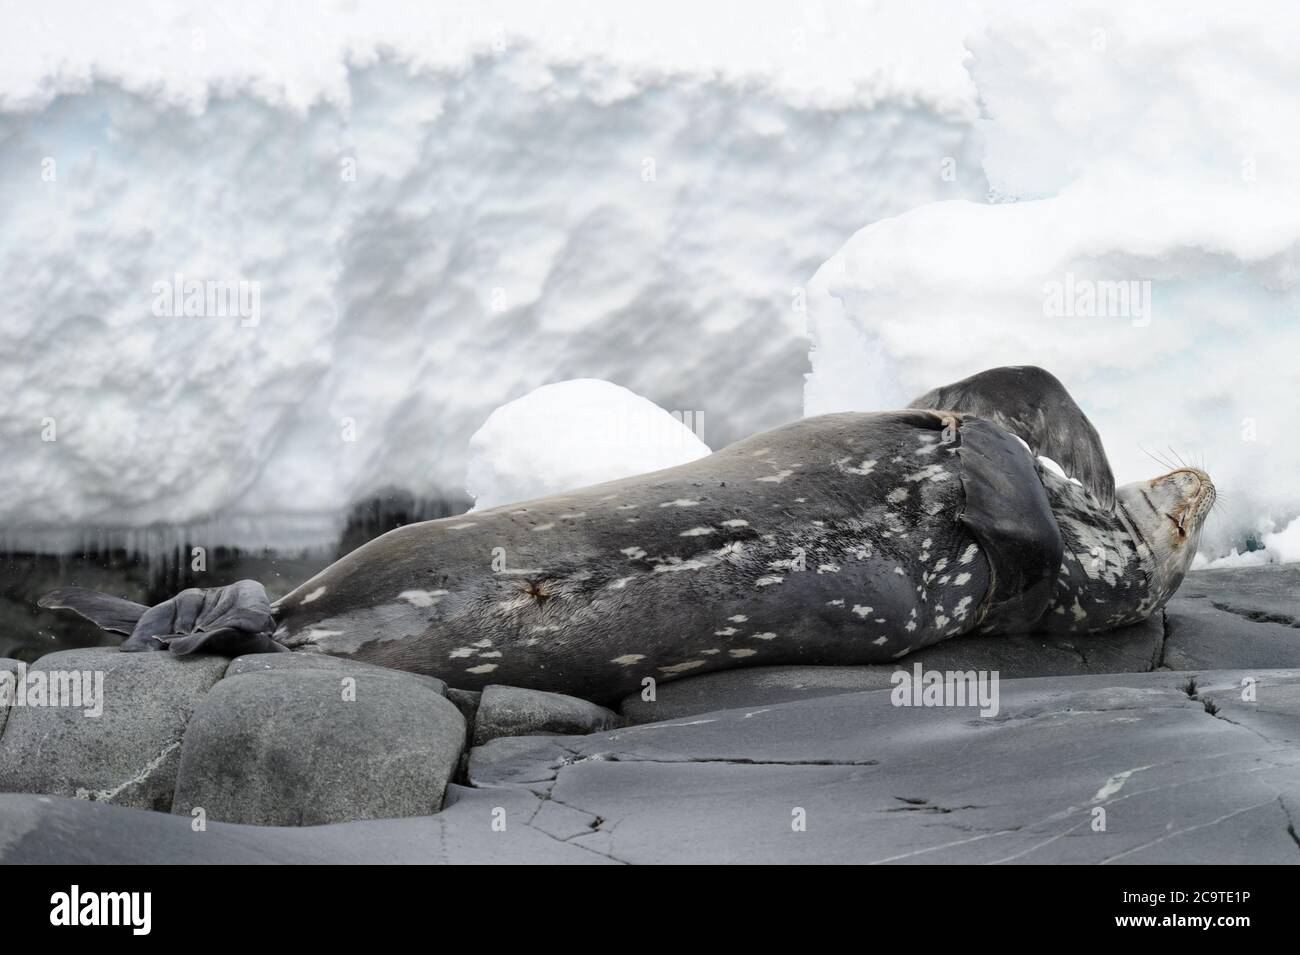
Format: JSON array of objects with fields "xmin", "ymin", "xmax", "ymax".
[{"xmin": 273, "ymin": 410, "xmax": 994, "ymax": 702}]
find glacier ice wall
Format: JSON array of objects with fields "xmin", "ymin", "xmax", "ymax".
[{"xmin": 0, "ymin": 0, "xmax": 984, "ymax": 552}]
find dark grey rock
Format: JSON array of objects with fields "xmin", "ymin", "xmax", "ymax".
[
  {"xmin": 225, "ymin": 651, "xmax": 447, "ymax": 695},
  {"xmin": 4, "ymin": 668, "xmax": 1298, "ymax": 863},
  {"xmin": 622, "ymin": 616, "xmax": 1163, "ymax": 722},
  {"xmin": 1163, "ymin": 566, "xmax": 1300, "ymax": 670},
  {"xmin": 473, "ymin": 685, "xmax": 622, "ymax": 746},
  {"xmin": 445, "ymin": 687, "xmax": 481, "ymax": 725},
  {"xmin": 0, "ymin": 648, "xmax": 228, "ymax": 811},
  {"xmin": 0, "ymin": 658, "xmax": 24, "ymax": 738},
  {"xmin": 171, "ymin": 668, "xmax": 464, "ymax": 826}
]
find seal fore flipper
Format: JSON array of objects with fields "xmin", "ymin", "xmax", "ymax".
[
  {"xmin": 908, "ymin": 365, "xmax": 1116, "ymax": 510},
  {"xmin": 954, "ymin": 419, "xmax": 1064, "ymax": 633},
  {"xmin": 37, "ymin": 588, "xmax": 150, "ymax": 635},
  {"xmin": 40, "ymin": 579, "xmax": 287, "ymax": 657}
]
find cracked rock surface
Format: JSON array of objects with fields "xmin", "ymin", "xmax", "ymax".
[
  {"xmin": 2, "ymin": 667, "xmax": 1298, "ymax": 863},
  {"xmin": 0, "ymin": 648, "xmax": 228, "ymax": 811},
  {"xmin": 1162, "ymin": 566, "xmax": 1300, "ymax": 670}
]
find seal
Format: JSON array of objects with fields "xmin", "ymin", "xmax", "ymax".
[{"xmin": 41, "ymin": 366, "xmax": 1215, "ymax": 703}]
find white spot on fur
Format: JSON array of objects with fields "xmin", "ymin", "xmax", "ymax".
[
  {"xmin": 659, "ymin": 499, "xmax": 701, "ymax": 508},
  {"xmin": 906, "ymin": 464, "xmax": 949, "ymax": 483},
  {"xmin": 873, "ymin": 636, "xmax": 888, "ymax": 645},
  {"xmin": 621, "ymin": 546, "xmax": 647, "ymax": 560},
  {"xmin": 714, "ymin": 627, "xmax": 738, "ymax": 636},
  {"xmin": 466, "ymin": 663, "xmax": 498, "ymax": 674},
  {"xmin": 752, "ymin": 631, "xmax": 777, "ymax": 640},
  {"xmin": 721, "ymin": 519, "xmax": 749, "ymax": 527},
  {"xmin": 954, "ymin": 572, "xmax": 972, "ymax": 586},
  {"xmin": 817, "ymin": 563, "xmax": 840, "ymax": 574},
  {"xmin": 838, "ymin": 457, "xmax": 877, "ymax": 476},
  {"xmin": 607, "ymin": 576, "xmax": 635, "ymax": 590},
  {"xmin": 680, "ymin": 526, "xmax": 715, "ymax": 536},
  {"xmin": 852, "ymin": 605, "xmax": 873, "ymax": 618},
  {"xmin": 449, "ymin": 522, "xmax": 476, "ymax": 529},
  {"xmin": 960, "ymin": 543, "xmax": 979, "ymax": 564},
  {"xmin": 828, "ymin": 599, "xmax": 844, "ymax": 607},
  {"xmin": 886, "ymin": 487, "xmax": 909, "ymax": 504},
  {"xmin": 531, "ymin": 523, "xmax": 555, "ymax": 532},
  {"xmin": 755, "ymin": 576, "xmax": 784, "ymax": 587},
  {"xmin": 397, "ymin": 589, "xmax": 448, "ymax": 608},
  {"xmin": 757, "ymin": 469, "xmax": 793, "ymax": 483},
  {"xmin": 612, "ymin": 654, "xmax": 645, "ymax": 665},
  {"xmin": 659, "ymin": 660, "xmax": 707, "ymax": 674},
  {"xmin": 729, "ymin": 614, "xmax": 748, "ymax": 622},
  {"xmin": 655, "ymin": 558, "xmax": 708, "ymax": 573},
  {"xmin": 449, "ymin": 647, "xmax": 475, "ymax": 658},
  {"xmin": 729, "ymin": 648, "xmax": 757, "ymax": 658},
  {"xmin": 301, "ymin": 586, "xmax": 327, "ymax": 604}
]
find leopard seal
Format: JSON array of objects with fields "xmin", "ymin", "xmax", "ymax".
[{"xmin": 41, "ymin": 366, "xmax": 1214, "ymax": 703}]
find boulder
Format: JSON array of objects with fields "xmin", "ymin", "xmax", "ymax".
[
  {"xmin": 0, "ymin": 648, "xmax": 228, "ymax": 811},
  {"xmin": 171, "ymin": 667, "xmax": 464, "ymax": 826},
  {"xmin": 473, "ymin": 685, "xmax": 622, "ymax": 746},
  {"xmin": 224, "ymin": 650, "xmax": 448, "ymax": 696},
  {"xmin": 0, "ymin": 658, "xmax": 24, "ymax": 737}
]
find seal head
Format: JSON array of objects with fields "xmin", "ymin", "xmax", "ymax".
[{"xmin": 1117, "ymin": 466, "xmax": 1216, "ymax": 606}]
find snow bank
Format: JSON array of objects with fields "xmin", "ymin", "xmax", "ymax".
[
  {"xmin": 0, "ymin": 0, "xmax": 983, "ymax": 552},
  {"xmin": 465, "ymin": 379, "xmax": 709, "ymax": 510},
  {"xmin": 804, "ymin": 1, "xmax": 1300, "ymax": 561},
  {"xmin": 1195, "ymin": 515, "xmax": 1300, "ymax": 569}
]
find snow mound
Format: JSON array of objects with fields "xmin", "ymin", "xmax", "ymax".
[
  {"xmin": 466, "ymin": 379, "xmax": 710, "ymax": 510},
  {"xmin": 804, "ymin": 1, "xmax": 1300, "ymax": 559}
]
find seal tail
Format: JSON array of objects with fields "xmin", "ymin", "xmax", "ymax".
[{"xmin": 39, "ymin": 579, "xmax": 288, "ymax": 657}]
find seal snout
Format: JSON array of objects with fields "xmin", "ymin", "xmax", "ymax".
[{"xmin": 1150, "ymin": 467, "xmax": 1215, "ymax": 540}]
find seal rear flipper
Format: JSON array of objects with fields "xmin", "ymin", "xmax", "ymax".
[
  {"xmin": 956, "ymin": 418, "xmax": 1064, "ymax": 633},
  {"xmin": 43, "ymin": 579, "xmax": 285, "ymax": 657},
  {"xmin": 909, "ymin": 365, "xmax": 1115, "ymax": 510},
  {"xmin": 37, "ymin": 588, "xmax": 150, "ymax": 635}
]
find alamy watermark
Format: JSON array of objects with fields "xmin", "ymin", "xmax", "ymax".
[
  {"xmin": 0, "ymin": 663, "xmax": 104, "ymax": 718},
  {"xmin": 152, "ymin": 273, "xmax": 261, "ymax": 327},
  {"xmin": 50, "ymin": 886, "xmax": 150, "ymax": 935},
  {"xmin": 890, "ymin": 663, "xmax": 999, "ymax": 717},
  {"xmin": 1043, "ymin": 273, "xmax": 1151, "ymax": 327}
]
